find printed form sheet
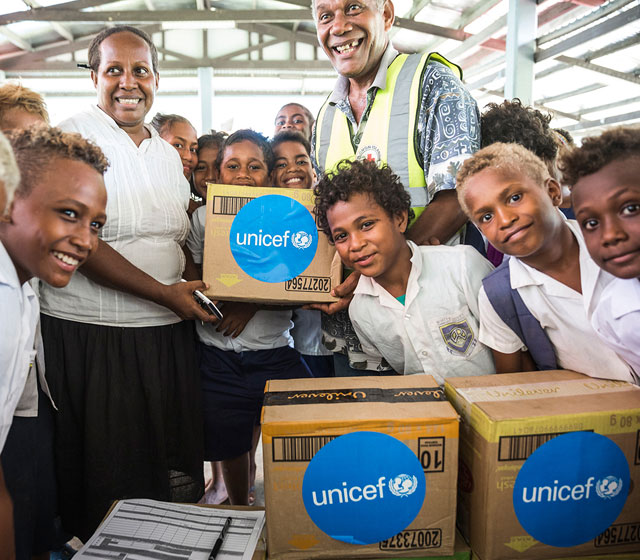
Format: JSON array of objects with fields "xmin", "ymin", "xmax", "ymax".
[{"xmin": 74, "ymin": 499, "xmax": 266, "ymax": 560}]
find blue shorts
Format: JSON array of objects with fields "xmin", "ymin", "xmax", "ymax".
[{"xmin": 199, "ymin": 344, "xmax": 312, "ymax": 460}]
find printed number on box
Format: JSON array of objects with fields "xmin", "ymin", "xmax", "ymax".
[{"xmin": 418, "ymin": 437, "xmax": 445, "ymax": 473}]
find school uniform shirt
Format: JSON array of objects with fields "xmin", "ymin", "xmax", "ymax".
[
  {"xmin": 40, "ymin": 105, "xmax": 191, "ymax": 327},
  {"xmin": 187, "ymin": 206, "xmax": 294, "ymax": 352},
  {"xmin": 590, "ymin": 277, "xmax": 640, "ymax": 384},
  {"xmin": 0, "ymin": 241, "xmax": 39, "ymax": 451},
  {"xmin": 477, "ymin": 219, "xmax": 634, "ymax": 382},
  {"xmin": 348, "ymin": 241, "xmax": 495, "ymax": 384}
]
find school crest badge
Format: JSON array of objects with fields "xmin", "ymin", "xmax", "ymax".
[{"xmin": 439, "ymin": 319, "xmax": 475, "ymax": 356}]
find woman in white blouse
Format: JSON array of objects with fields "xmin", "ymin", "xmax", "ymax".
[{"xmin": 38, "ymin": 25, "xmax": 214, "ymax": 541}]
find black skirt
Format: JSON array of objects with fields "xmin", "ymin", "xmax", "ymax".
[{"xmin": 40, "ymin": 315, "xmax": 204, "ymax": 542}]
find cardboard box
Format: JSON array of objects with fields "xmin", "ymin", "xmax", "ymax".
[
  {"xmin": 261, "ymin": 376, "xmax": 460, "ymax": 559},
  {"xmin": 444, "ymin": 371, "xmax": 640, "ymax": 560},
  {"xmin": 203, "ymin": 184, "xmax": 341, "ymax": 304}
]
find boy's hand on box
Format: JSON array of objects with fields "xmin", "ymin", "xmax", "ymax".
[
  {"xmin": 216, "ymin": 302, "xmax": 259, "ymax": 337},
  {"xmin": 160, "ymin": 281, "xmax": 217, "ymax": 322},
  {"xmin": 305, "ymin": 272, "xmax": 360, "ymax": 314}
]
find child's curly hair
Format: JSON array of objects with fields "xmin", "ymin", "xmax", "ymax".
[
  {"xmin": 559, "ymin": 126, "xmax": 640, "ymax": 187},
  {"xmin": 314, "ymin": 159, "xmax": 414, "ymax": 239},
  {"xmin": 481, "ymin": 99, "xmax": 558, "ymax": 164},
  {"xmin": 8, "ymin": 125, "xmax": 109, "ymax": 197}
]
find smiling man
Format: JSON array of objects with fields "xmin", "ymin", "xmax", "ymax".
[{"xmin": 310, "ymin": 0, "xmax": 481, "ymax": 374}]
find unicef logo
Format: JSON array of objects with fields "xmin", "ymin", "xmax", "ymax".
[
  {"xmin": 291, "ymin": 231, "xmax": 313, "ymax": 250},
  {"xmin": 229, "ymin": 195, "xmax": 318, "ymax": 283},
  {"xmin": 513, "ymin": 432, "xmax": 630, "ymax": 547},
  {"xmin": 596, "ymin": 476, "xmax": 623, "ymax": 499},
  {"xmin": 302, "ymin": 432, "xmax": 425, "ymax": 545},
  {"xmin": 389, "ymin": 474, "xmax": 418, "ymax": 497}
]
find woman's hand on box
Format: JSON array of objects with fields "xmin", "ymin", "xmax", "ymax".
[
  {"xmin": 216, "ymin": 302, "xmax": 259, "ymax": 337},
  {"xmin": 304, "ymin": 272, "xmax": 360, "ymax": 315}
]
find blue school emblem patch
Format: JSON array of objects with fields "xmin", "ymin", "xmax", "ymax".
[{"xmin": 439, "ymin": 320, "xmax": 475, "ymax": 356}]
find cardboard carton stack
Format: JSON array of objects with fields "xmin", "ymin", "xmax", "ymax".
[
  {"xmin": 261, "ymin": 376, "xmax": 461, "ymax": 559},
  {"xmin": 445, "ymin": 370, "xmax": 640, "ymax": 560}
]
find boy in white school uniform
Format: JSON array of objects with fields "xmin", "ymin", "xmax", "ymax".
[
  {"xmin": 0, "ymin": 127, "xmax": 108, "ymax": 558},
  {"xmin": 313, "ymin": 159, "xmax": 495, "ymax": 385},
  {"xmin": 456, "ymin": 142, "xmax": 634, "ymax": 382},
  {"xmin": 564, "ymin": 126, "xmax": 640, "ymax": 383}
]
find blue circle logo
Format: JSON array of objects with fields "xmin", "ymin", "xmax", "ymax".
[
  {"xmin": 513, "ymin": 432, "xmax": 629, "ymax": 547},
  {"xmin": 302, "ymin": 432, "xmax": 425, "ymax": 545},
  {"xmin": 229, "ymin": 195, "xmax": 318, "ymax": 283}
]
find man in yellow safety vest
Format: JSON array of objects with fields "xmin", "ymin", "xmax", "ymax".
[{"xmin": 310, "ymin": 0, "xmax": 481, "ymax": 374}]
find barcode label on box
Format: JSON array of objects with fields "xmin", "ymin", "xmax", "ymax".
[
  {"xmin": 272, "ymin": 435, "xmax": 336, "ymax": 462},
  {"xmin": 498, "ymin": 431, "xmax": 568, "ymax": 461},
  {"xmin": 212, "ymin": 196, "xmax": 254, "ymax": 215}
]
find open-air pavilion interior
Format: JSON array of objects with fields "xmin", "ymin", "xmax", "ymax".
[{"xmin": 0, "ymin": 0, "xmax": 638, "ymax": 145}]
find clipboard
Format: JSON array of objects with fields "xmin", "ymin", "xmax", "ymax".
[{"xmin": 74, "ymin": 499, "xmax": 266, "ymax": 560}]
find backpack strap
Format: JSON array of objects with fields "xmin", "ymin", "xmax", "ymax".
[{"xmin": 482, "ymin": 260, "xmax": 558, "ymax": 371}]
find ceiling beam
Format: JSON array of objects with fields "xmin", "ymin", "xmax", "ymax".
[
  {"xmin": 393, "ymin": 17, "xmax": 468, "ymax": 41},
  {"xmin": 477, "ymin": 87, "xmax": 582, "ymax": 121},
  {"xmin": 578, "ymin": 95, "xmax": 640, "ymax": 117},
  {"xmin": 0, "ymin": 28, "xmax": 33, "ymax": 52},
  {"xmin": 0, "ymin": 9, "xmax": 313, "ymax": 26},
  {"xmin": 446, "ymin": 15, "xmax": 506, "ymax": 59},
  {"xmin": 535, "ymin": 34, "xmax": 640, "ymax": 81},
  {"xmin": 564, "ymin": 109, "xmax": 640, "ymax": 132},
  {"xmin": 4, "ymin": 59, "xmax": 334, "ymax": 72},
  {"xmin": 537, "ymin": 0, "xmax": 635, "ymax": 46},
  {"xmin": 211, "ymin": 37, "xmax": 284, "ymax": 61},
  {"xmin": 235, "ymin": 22, "xmax": 318, "ymax": 47},
  {"xmin": 537, "ymin": 83, "xmax": 605, "ymax": 105},
  {"xmin": 156, "ymin": 46, "xmax": 202, "ymax": 65},
  {"xmin": 22, "ymin": 0, "xmax": 74, "ymax": 41},
  {"xmin": 420, "ymin": 0, "xmax": 502, "ymax": 52},
  {"xmin": 535, "ymin": 4, "xmax": 640, "ymax": 62},
  {"xmin": 0, "ymin": 24, "xmax": 162, "ymax": 68},
  {"xmin": 555, "ymin": 55, "xmax": 640, "ymax": 86}
]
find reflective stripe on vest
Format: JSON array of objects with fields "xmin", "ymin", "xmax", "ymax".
[{"xmin": 316, "ymin": 51, "xmax": 462, "ymax": 223}]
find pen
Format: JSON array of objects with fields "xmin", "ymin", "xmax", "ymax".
[{"xmin": 210, "ymin": 516, "xmax": 232, "ymax": 559}]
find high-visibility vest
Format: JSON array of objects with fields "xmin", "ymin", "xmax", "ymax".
[{"xmin": 315, "ymin": 52, "xmax": 462, "ymax": 223}]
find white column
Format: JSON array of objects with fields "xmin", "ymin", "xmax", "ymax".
[
  {"xmin": 504, "ymin": 0, "xmax": 536, "ymax": 104},
  {"xmin": 198, "ymin": 66, "xmax": 213, "ymax": 132}
]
